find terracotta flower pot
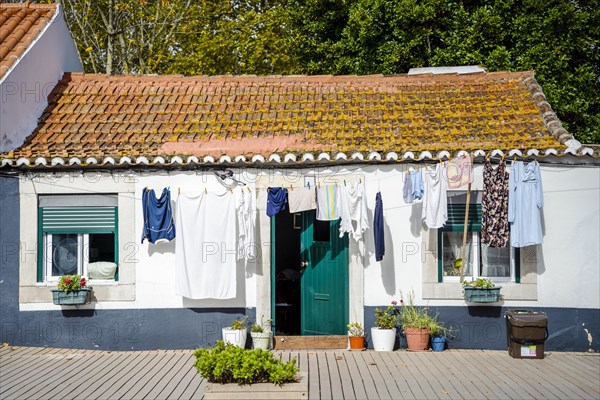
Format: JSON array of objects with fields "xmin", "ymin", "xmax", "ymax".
[
  {"xmin": 348, "ymin": 336, "xmax": 365, "ymax": 350},
  {"xmin": 405, "ymin": 327, "xmax": 429, "ymax": 351}
]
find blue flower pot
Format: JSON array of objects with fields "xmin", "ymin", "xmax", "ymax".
[{"xmin": 431, "ymin": 336, "xmax": 446, "ymax": 352}]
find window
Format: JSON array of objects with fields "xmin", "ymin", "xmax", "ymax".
[
  {"xmin": 438, "ymin": 193, "xmax": 519, "ymax": 283},
  {"xmin": 38, "ymin": 195, "xmax": 118, "ymax": 282}
]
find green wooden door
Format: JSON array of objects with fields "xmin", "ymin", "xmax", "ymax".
[{"xmin": 300, "ymin": 210, "xmax": 349, "ymax": 335}]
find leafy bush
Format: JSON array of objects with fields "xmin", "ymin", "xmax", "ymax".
[
  {"xmin": 229, "ymin": 317, "xmax": 248, "ymax": 330},
  {"xmin": 194, "ymin": 341, "xmax": 299, "ymax": 385},
  {"xmin": 251, "ymin": 324, "xmax": 264, "ymax": 333},
  {"xmin": 462, "ymin": 278, "xmax": 495, "ymax": 289},
  {"xmin": 374, "ymin": 306, "xmax": 399, "ymax": 330},
  {"xmin": 57, "ymin": 274, "xmax": 87, "ymax": 293}
]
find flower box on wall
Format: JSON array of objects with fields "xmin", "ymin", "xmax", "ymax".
[
  {"xmin": 463, "ymin": 287, "xmax": 501, "ymax": 303},
  {"xmin": 51, "ymin": 288, "xmax": 92, "ymax": 305}
]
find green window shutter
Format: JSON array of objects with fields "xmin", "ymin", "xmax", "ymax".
[
  {"xmin": 41, "ymin": 207, "xmax": 116, "ymax": 234},
  {"xmin": 443, "ymin": 204, "xmax": 482, "ymax": 232}
]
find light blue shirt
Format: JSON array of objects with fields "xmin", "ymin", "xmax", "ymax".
[{"xmin": 508, "ymin": 161, "xmax": 544, "ymax": 247}]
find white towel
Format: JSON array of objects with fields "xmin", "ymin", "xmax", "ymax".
[
  {"xmin": 288, "ymin": 186, "xmax": 317, "ymax": 213},
  {"xmin": 422, "ymin": 164, "xmax": 448, "ymax": 229},
  {"xmin": 339, "ymin": 181, "xmax": 369, "ymax": 240},
  {"xmin": 316, "ymin": 184, "xmax": 340, "ymax": 221},
  {"xmin": 176, "ymin": 191, "xmax": 237, "ymax": 299}
]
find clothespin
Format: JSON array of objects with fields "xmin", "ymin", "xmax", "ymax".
[
  {"xmin": 229, "ymin": 187, "xmax": 233, "ymax": 193},
  {"xmin": 290, "ymin": 185, "xmax": 293, "ymax": 191},
  {"xmin": 502, "ymin": 154, "xmax": 505, "ymax": 161},
  {"xmin": 145, "ymin": 186, "xmax": 148, "ymax": 192},
  {"xmin": 344, "ymin": 179, "xmax": 347, "ymax": 187},
  {"xmin": 178, "ymin": 187, "xmax": 180, "ymax": 195},
  {"xmin": 204, "ymin": 187, "xmax": 208, "ymax": 195},
  {"xmin": 307, "ymin": 182, "xmax": 310, "ymax": 190},
  {"xmin": 247, "ymin": 187, "xmax": 251, "ymax": 193},
  {"xmin": 318, "ymin": 181, "xmax": 320, "ymax": 189},
  {"xmin": 513, "ymin": 156, "xmax": 517, "ymax": 162}
]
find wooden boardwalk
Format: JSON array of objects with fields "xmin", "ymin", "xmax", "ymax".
[{"xmin": 0, "ymin": 346, "xmax": 598, "ymax": 399}]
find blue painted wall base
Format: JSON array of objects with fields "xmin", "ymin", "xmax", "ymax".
[{"xmin": 364, "ymin": 306, "xmax": 599, "ymax": 352}]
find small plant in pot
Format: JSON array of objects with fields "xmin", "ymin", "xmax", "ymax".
[
  {"xmin": 371, "ymin": 302, "xmax": 400, "ymax": 351},
  {"xmin": 222, "ymin": 316, "xmax": 248, "ymax": 348},
  {"xmin": 428, "ymin": 321, "xmax": 449, "ymax": 352},
  {"xmin": 250, "ymin": 316, "xmax": 272, "ymax": 350},
  {"xmin": 347, "ymin": 322, "xmax": 365, "ymax": 350},
  {"xmin": 398, "ymin": 290, "xmax": 438, "ymax": 351}
]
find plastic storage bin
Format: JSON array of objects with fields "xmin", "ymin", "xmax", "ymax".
[{"xmin": 505, "ymin": 310, "xmax": 548, "ymax": 359}]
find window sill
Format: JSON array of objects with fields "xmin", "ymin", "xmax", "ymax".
[
  {"xmin": 423, "ymin": 282, "xmax": 537, "ymax": 301},
  {"xmin": 21, "ymin": 283, "xmax": 135, "ymax": 303}
]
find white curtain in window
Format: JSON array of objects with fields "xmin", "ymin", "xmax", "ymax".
[{"xmin": 481, "ymin": 244, "xmax": 511, "ymax": 277}]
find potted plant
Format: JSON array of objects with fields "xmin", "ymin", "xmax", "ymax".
[
  {"xmin": 347, "ymin": 322, "xmax": 365, "ymax": 350},
  {"xmin": 250, "ymin": 316, "xmax": 272, "ymax": 350},
  {"xmin": 51, "ymin": 275, "xmax": 91, "ymax": 305},
  {"xmin": 371, "ymin": 303, "xmax": 399, "ymax": 351},
  {"xmin": 398, "ymin": 291, "xmax": 449, "ymax": 351},
  {"xmin": 428, "ymin": 318, "xmax": 449, "ymax": 352},
  {"xmin": 462, "ymin": 278, "xmax": 502, "ymax": 303},
  {"xmin": 195, "ymin": 341, "xmax": 306, "ymax": 399},
  {"xmin": 222, "ymin": 316, "xmax": 248, "ymax": 348}
]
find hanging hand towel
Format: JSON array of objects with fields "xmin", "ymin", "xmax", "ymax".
[
  {"xmin": 403, "ymin": 170, "xmax": 414, "ymax": 204},
  {"xmin": 234, "ymin": 187, "xmax": 257, "ymax": 260},
  {"xmin": 266, "ymin": 187, "xmax": 288, "ymax": 217},
  {"xmin": 288, "ymin": 186, "xmax": 317, "ymax": 213},
  {"xmin": 411, "ymin": 169, "xmax": 424, "ymax": 200},
  {"xmin": 141, "ymin": 188, "xmax": 175, "ymax": 244},
  {"xmin": 316, "ymin": 184, "xmax": 340, "ymax": 221},
  {"xmin": 481, "ymin": 160, "xmax": 509, "ymax": 247},
  {"xmin": 445, "ymin": 154, "xmax": 473, "ymax": 189},
  {"xmin": 176, "ymin": 191, "xmax": 237, "ymax": 299},
  {"xmin": 339, "ymin": 180, "xmax": 369, "ymax": 240},
  {"xmin": 422, "ymin": 163, "xmax": 448, "ymax": 229},
  {"xmin": 508, "ymin": 161, "xmax": 544, "ymax": 247},
  {"xmin": 373, "ymin": 192, "xmax": 385, "ymax": 261}
]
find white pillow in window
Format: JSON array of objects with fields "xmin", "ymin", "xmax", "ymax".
[{"xmin": 88, "ymin": 262, "xmax": 117, "ymax": 280}]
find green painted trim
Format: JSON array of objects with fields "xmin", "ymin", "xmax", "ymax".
[
  {"xmin": 515, "ymin": 247, "xmax": 521, "ymax": 284},
  {"xmin": 42, "ymin": 228, "xmax": 115, "ymax": 234},
  {"xmin": 270, "ymin": 216, "xmax": 276, "ymax": 332},
  {"xmin": 437, "ymin": 230, "xmax": 443, "ymax": 283},
  {"xmin": 37, "ymin": 207, "xmax": 43, "ymax": 283},
  {"xmin": 114, "ymin": 207, "xmax": 119, "ymax": 281}
]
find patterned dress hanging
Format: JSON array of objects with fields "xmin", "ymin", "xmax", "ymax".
[{"xmin": 481, "ymin": 160, "xmax": 509, "ymax": 247}]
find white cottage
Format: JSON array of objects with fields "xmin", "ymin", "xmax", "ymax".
[{"xmin": 0, "ymin": 70, "xmax": 598, "ymax": 351}]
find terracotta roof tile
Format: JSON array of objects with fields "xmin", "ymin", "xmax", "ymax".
[
  {"xmin": 4, "ymin": 71, "xmax": 573, "ymax": 161},
  {"xmin": 0, "ymin": 2, "xmax": 57, "ymax": 79}
]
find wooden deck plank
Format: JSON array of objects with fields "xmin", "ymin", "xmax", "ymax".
[
  {"xmin": 92, "ymin": 351, "xmax": 159, "ymax": 399},
  {"xmin": 398, "ymin": 351, "xmax": 447, "ymax": 400},
  {"xmin": 343, "ymin": 350, "xmax": 369, "ymax": 400},
  {"xmin": 494, "ymin": 351, "xmax": 582, "ymax": 400},
  {"xmin": 30, "ymin": 351, "xmax": 122, "ymax": 400},
  {"xmin": 492, "ymin": 352, "xmax": 588, "ymax": 399},
  {"xmin": 190, "ymin": 377, "xmax": 206, "ymax": 400},
  {"xmin": 428, "ymin": 350, "xmax": 491, "ymax": 400},
  {"xmin": 145, "ymin": 351, "xmax": 195, "ymax": 400},
  {"xmin": 0, "ymin": 350, "xmax": 95, "ymax": 397},
  {"xmin": 0, "ymin": 346, "xmax": 54, "ymax": 366},
  {"xmin": 411, "ymin": 352, "xmax": 462, "ymax": 399},
  {"xmin": 307, "ymin": 352, "xmax": 321, "ymax": 400},
  {"xmin": 178, "ymin": 369, "xmax": 204, "ymax": 400},
  {"xmin": 525, "ymin": 356, "xmax": 598, "ymax": 399},
  {"xmin": 126, "ymin": 350, "xmax": 185, "ymax": 400},
  {"xmin": 349, "ymin": 350, "xmax": 381, "ymax": 399},
  {"xmin": 450, "ymin": 350, "xmax": 517, "ymax": 399},
  {"xmin": 68, "ymin": 351, "xmax": 142, "ymax": 399},
  {"xmin": 369, "ymin": 351, "xmax": 405, "ymax": 399},
  {"xmin": 0, "ymin": 346, "xmax": 64, "ymax": 378},
  {"xmin": 544, "ymin": 356, "xmax": 600, "ymax": 397},
  {"xmin": 164, "ymin": 354, "xmax": 202, "ymax": 400},
  {"xmin": 114, "ymin": 350, "xmax": 178, "ymax": 400},
  {"xmin": 547, "ymin": 353, "xmax": 600, "ymax": 383},
  {"xmin": 395, "ymin": 351, "xmax": 440, "ymax": 399},
  {"xmin": 325, "ymin": 352, "xmax": 344, "ymax": 399},
  {"xmin": 383, "ymin": 351, "xmax": 425, "ymax": 399},
  {"xmin": 317, "ymin": 351, "xmax": 333, "ymax": 399},
  {"xmin": 334, "ymin": 352, "xmax": 357, "ymax": 400}
]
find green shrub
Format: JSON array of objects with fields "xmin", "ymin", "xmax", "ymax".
[{"xmin": 194, "ymin": 340, "xmax": 299, "ymax": 385}]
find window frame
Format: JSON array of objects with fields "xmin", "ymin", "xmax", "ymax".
[
  {"xmin": 437, "ymin": 201, "xmax": 520, "ymax": 284},
  {"xmin": 37, "ymin": 205, "xmax": 119, "ymax": 283}
]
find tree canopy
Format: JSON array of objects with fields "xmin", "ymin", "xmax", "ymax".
[{"xmin": 23, "ymin": 0, "xmax": 600, "ymax": 143}]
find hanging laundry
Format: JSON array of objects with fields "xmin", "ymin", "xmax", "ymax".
[
  {"xmin": 445, "ymin": 154, "xmax": 473, "ymax": 189},
  {"xmin": 234, "ymin": 187, "xmax": 257, "ymax": 260},
  {"xmin": 175, "ymin": 191, "xmax": 237, "ymax": 299},
  {"xmin": 402, "ymin": 170, "xmax": 414, "ymax": 204},
  {"xmin": 339, "ymin": 180, "xmax": 369, "ymax": 240},
  {"xmin": 403, "ymin": 168, "xmax": 424, "ymax": 204},
  {"xmin": 508, "ymin": 161, "xmax": 544, "ymax": 247},
  {"xmin": 373, "ymin": 192, "xmax": 385, "ymax": 261},
  {"xmin": 411, "ymin": 168, "xmax": 424, "ymax": 201},
  {"xmin": 481, "ymin": 160, "xmax": 510, "ymax": 247},
  {"xmin": 266, "ymin": 187, "xmax": 288, "ymax": 217},
  {"xmin": 141, "ymin": 188, "xmax": 175, "ymax": 244},
  {"xmin": 288, "ymin": 186, "xmax": 317, "ymax": 213},
  {"xmin": 422, "ymin": 163, "xmax": 448, "ymax": 229},
  {"xmin": 316, "ymin": 184, "xmax": 340, "ymax": 221}
]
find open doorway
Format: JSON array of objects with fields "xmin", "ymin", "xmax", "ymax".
[{"xmin": 273, "ymin": 209, "xmax": 301, "ymax": 335}]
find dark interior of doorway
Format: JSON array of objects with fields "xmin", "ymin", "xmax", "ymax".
[{"xmin": 274, "ymin": 208, "xmax": 301, "ymax": 335}]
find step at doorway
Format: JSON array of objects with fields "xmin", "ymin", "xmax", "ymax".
[{"xmin": 273, "ymin": 335, "xmax": 348, "ymax": 350}]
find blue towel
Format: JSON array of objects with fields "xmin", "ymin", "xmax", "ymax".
[
  {"xmin": 266, "ymin": 187, "xmax": 288, "ymax": 217},
  {"xmin": 374, "ymin": 192, "xmax": 385, "ymax": 261},
  {"xmin": 141, "ymin": 188, "xmax": 176, "ymax": 244}
]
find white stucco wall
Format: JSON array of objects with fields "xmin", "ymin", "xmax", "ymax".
[
  {"xmin": 0, "ymin": 5, "xmax": 82, "ymax": 152},
  {"xmin": 20, "ymin": 164, "xmax": 600, "ymax": 316}
]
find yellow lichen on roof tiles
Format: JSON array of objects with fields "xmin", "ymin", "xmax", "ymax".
[{"xmin": 3, "ymin": 71, "xmax": 568, "ymax": 161}]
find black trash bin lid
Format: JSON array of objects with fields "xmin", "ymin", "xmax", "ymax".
[{"xmin": 506, "ymin": 310, "xmax": 548, "ymax": 327}]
